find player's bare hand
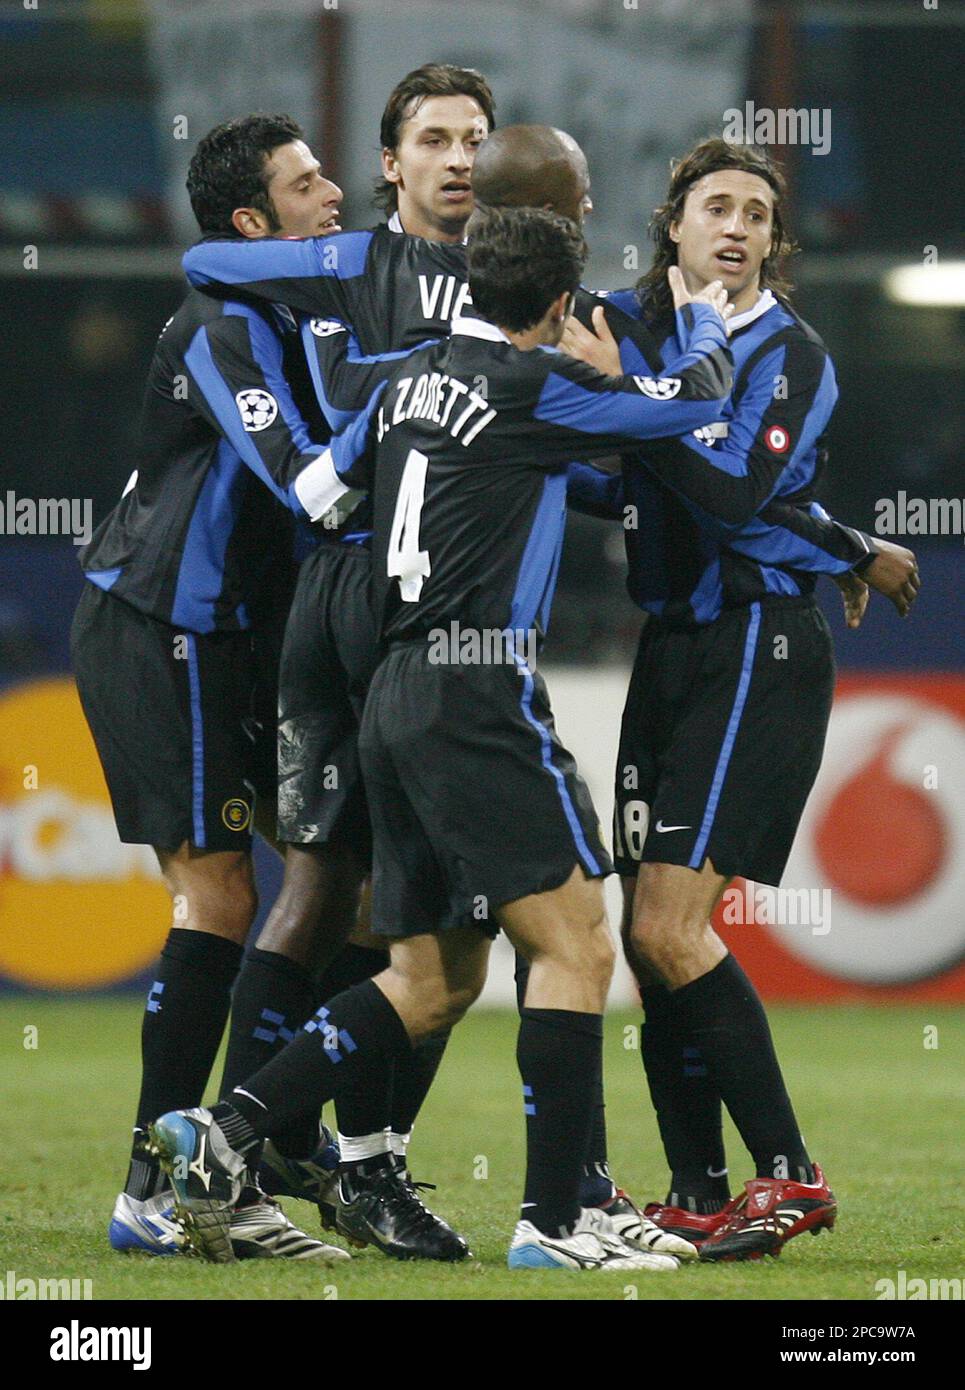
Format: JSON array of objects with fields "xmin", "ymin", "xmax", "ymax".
[
  {"xmin": 833, "ymin": 570, "xmax": 870, "ymax": 629},
  {"xmin": 560, "ymin": 306, "xmax": 622, "ymax": 376},
  {"xmin": 668, "ymin": 266, "xmax": 734, "ymax": 323},
  {"xmin": 864, "ymin": 539, "xmax": 921, "ymax": 618}
]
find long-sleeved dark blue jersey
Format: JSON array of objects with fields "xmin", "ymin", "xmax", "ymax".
[
  {"xmin": 290, "ymin": 308, "xmax": 734, "ymax": 646},
  {"xmin": 565, "ymin": 288, "xmax": 876, "ymax": 625},
  {"xmin": 78, "ymin": 288, "xmax": 356, "ymax": 634},
  {"xmin": 183, "ymin": 224, "xmax": 875, "ymax": 617},
  {"xmin": 183, "ymin": 219, "xmax": 469, "ymax": 358}
]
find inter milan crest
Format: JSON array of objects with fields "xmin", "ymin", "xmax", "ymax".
[{"xmin": 221, "ymin": 798, "xmax": 251, "ymax": 832}]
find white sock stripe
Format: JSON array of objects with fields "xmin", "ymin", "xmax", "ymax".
[{"xmin": 337, "ymin": 1131, "xmax": 392, "ymax": 1163}]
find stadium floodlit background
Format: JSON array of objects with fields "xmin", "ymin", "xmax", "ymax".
[{"xmin": 0, "ymin": 0, "xmax": 962, "ymax": 1307}]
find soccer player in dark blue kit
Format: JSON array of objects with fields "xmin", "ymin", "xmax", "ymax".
[
  {"xmin": 146, "ymin": 206, "xmax": 743, "ymax": 1272},
  {"xmin": 72, "ymin": 114, "xmax": 351, "ymax": 1262},
  {"xmin": 182, "ymin": 79, "xmax": 667, "ymax": 1254},
  {"xmin": 200, "ymin": 67, "xmax": 499, "ymax": 1258},
  {"xmin": 559, "ymin": 138, "xmax": 920, "ymax": 1260}
]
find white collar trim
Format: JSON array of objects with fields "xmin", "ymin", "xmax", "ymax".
[
  {"xmin": 727, "ymin": 288, "xmax": 777, "ymax": 334},
  {"xmin": 450, "ymin": 314, "xmax": 510, "ymax": 344}
]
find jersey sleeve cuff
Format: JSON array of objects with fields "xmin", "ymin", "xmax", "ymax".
[{"xmin": 291, "ymin": 448, "xmax": 352, "ymax": 522}]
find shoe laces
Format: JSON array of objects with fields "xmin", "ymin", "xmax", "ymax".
[{"xmin": 372, "ymin": 1169, "xmax": 444, "ymax": 1238}]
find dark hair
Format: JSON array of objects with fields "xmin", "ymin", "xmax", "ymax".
[
  {"xmin": 187, "ymin": 114, "xmax": 305, "ymax": 236},
  {"xmin": 636, "ymin": 136, "xmax": 799, "ymax": 327},
  {"xmin": 374, "ymin": 63, "xmax": 496, "ymax": 213},
  {"xmin": 468, "ymin": 206, "xmax": 587, "ymax": 332}
]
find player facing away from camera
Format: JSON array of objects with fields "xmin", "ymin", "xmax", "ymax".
[
  {"xmin": 561, "ymin": 138, "xmax": 920, "ymax": 1261},
  {"xmin": 203, "ymin": 66, "xmax": 494, "ymax": 1260},
  {"xmin": 146, "ymin": 205, "xmax": 743, "ymax": 1270},
  {"xmin": 72, "ymin": 115, "xmax": 352, "ymax": 1262},
  {"xmin": 182, "ymin": 102, "xmax": 662, "ymax": 1252}
]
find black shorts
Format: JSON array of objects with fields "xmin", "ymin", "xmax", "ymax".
[
  {"xmin": 277, "ymin": 543, "xmax": 377, "ymax": 855},
  {"xmin": 70, "ymin": 583, "xmax": 278, "ymax": 852},
  {"xmin": 358, "ymin": 644, "xmax": 613, "ymax": 938},
  {"xmin": 613, "ymin": 597, "xmax": 835, "ymax": 887}
]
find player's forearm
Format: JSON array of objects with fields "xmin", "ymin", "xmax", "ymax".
[
  {"xmin": 289, "ymin": 379, "xmax": 386, "ymax": 518},
  {"xmin": 288, "ymin": 448, "xmax": 364, "ymax": 522},
  {"xmin": 304, "ymin": 320, "xmax": 434, "ymax": 430},
  {"xmin": 655, "ymin": 303, "xmax": 734, "ymax": 406},
  {"xmin": 751, "ymin": 500, "xmax": 880, "ymax": 574},
  {"xmin": 183, "ymin": 235, "xmax": 350, "ymax": 315}
]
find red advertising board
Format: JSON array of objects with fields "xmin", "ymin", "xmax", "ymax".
[{"xmin": 714, "ymin": 675, "xmax": 965, "ymax": 1000}]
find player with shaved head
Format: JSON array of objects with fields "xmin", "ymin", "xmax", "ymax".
[{"xmin": 471, "ymin": 124, "xmax": 592, "ymax": 225}]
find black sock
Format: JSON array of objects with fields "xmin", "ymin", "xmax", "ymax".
[
  {"xmin": 578, "ymin": 1110, "xmax": 613, "ymax": 1205},
  {"xmin": 388, "ymin": 1030, "xmax": 451, "ymax": 1142},
  {"xmin": 515, "ymin": 953, "xmax": 611, "ymax": 1207},
  {"xmin": 124, "ymin": 1129, "xmax": 169, "ymax": 1202},
  {"xmin": 218, "ymin": 978, "xmax": 412, "ymax": 1145},
  {"xmin": 672, "ymin": 956, "xmax": 814, "ymax": 1183},
  {"xmin": 517, "ymin": 1007, "xmax": 602, "ymax": 1236},
  {"xmin": 219, "ymin": 947, "xmax": 318, "ymax": 1158},
  {"xmin": 578, "ymin": 1071, "xmax": 613, "ymax": 1206},
  {"xmin": 640, "ymin": 984, "xmax": 729, "ymax": 1210},
  {"xmin": 314, "ymin": 944, "xmax": 388, "ymax": 1004},
  {"xmin": 313, "ymin": 945, "xmax": 394, "ymax": 1148},
  {"xmin": 126, "ymin": 929, "xmax": 242, "ymax": 1197},
  {"xmin": 333, "ymin": 1056, "xmax": 393, "ymax": 1149},
  {"xmin": 220, "ymin": 948, "xmax": 315, "ymax": 1096}
]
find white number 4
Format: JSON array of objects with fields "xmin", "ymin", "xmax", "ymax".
[{"xmin": 387, "ymin": 448, "xmax": 431, "ymax": 602}]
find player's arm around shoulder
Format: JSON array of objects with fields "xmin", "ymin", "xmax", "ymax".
[
  {"xmin": 551, "ymin": 270, "xmax": 733, "ymax": 433},
  {"xmin": 182, "ymin": 229, "xmax": 373, "ymax": 316}
]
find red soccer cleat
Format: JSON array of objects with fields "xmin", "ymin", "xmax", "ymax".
[
  {"xmin": 643, "ymin": 1200, "xmax": 734, "ymax": 1248},
  {"xmin": 698, "ymin": 1163, "xmax": 837, "ymax": 1262}
]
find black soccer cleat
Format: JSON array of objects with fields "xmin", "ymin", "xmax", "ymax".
[{"xmin": 335, "ymin": 1163, "xmax": 471, "ymax": 1262}]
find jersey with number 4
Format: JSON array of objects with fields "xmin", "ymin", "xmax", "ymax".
[{"xmin": 297, "ymin": 307, "xmax": 732, "ymax": 647}]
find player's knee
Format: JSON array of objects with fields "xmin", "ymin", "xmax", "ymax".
[
  {"xmin": 434, "ymin": 981, "xmax": 480, "ymax": 1031},
  {"xmin": 587, "ymin": 915, "xmax": 617, "ymax": 988},
  {"xmin": 626, "ymin": 906, "xmax": 687, "ymax": 980},
  {"xmin": 541, "ymin": 908, "xmax": 615, "ymax": 988},
  {"xmin": 175, "ymin": 854, "xmax": 259, "ymax": 940}
]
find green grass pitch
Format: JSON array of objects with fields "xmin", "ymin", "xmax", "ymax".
[{"xmin": 1, "ymin": 999, "xmax": 962, "ymax": 1301}]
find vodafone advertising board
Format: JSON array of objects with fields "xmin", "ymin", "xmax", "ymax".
[{"xmin": 713, "ymin": 675, "xmax": 965, "ymax": 1001}]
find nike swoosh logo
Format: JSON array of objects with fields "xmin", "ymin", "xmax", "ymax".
[
  {"xmin": 707, "ymin": 1166, "xmax": 729, "ymax": 1178},
  {"xmin": 655, "ymin": 820, "xmax": 691, "ymax": 833}
]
